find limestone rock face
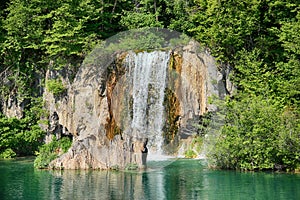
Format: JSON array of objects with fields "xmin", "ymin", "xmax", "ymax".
[
  {"xmin": 1, "ymin": 93, "xmax": 25, "ymax": 119},
  {"xmin": 48, "ymin": 40, "xmax": 231, "ymax": 170}
]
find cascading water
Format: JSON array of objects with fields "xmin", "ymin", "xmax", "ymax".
[{"xmin": 125, "ymin": 51, "xmax": 170, "ymax": 156}]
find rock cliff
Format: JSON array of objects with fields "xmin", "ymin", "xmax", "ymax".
[{"xmin": 46, "ymin": 29, "xmax": 232, "ymax": 169}]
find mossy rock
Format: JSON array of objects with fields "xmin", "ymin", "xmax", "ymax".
[
  {"xmin": 125, "ymin": 163, "xmax": 139, "ymax": 170},
  {"xmin": 184, "ymin": 149, "xmax": 197, "ymax": 158}
]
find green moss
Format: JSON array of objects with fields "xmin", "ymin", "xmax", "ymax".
[{"xmin": 125, "ymin": 163, "xmax": 138, "ymax": 170}]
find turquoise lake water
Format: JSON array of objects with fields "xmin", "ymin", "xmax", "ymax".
[{"xmin": 1, "ymin": 158, "xmax": 300, "ymax": 200}]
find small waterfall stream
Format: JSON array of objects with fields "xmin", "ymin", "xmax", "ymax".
[{"xmin": 125, "ymin": 51, "xmax": 170, "ymax": 155}]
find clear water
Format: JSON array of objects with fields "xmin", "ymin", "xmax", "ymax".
[{"xmin": 1, "ymin": 158, "xmax": 300, "ymax": 200}]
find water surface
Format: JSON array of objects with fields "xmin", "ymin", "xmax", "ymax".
[{"xmin": 1, "ymin": 158, "xmax": 300, "ymax": 199}]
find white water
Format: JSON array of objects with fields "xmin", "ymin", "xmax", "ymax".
[
  {"xmin": 125, "ymin": 51, "xmax": 170, "ymax": 155},
  {"xmin": 147, "ymin": 153, "xmax": 175, "ymax": 161}
]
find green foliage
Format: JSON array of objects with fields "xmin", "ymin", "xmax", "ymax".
[
  {"xmin": 0, "ymin": 115, "xmax": 45, "ymax": 157},
  {"xmin": 106, "ymin": 28, "xmax": 166, "ymax": 51},
  {"xmin": 184, "ymin": 149, "xmax": 197, "ymax": 159},
  {"xmin": 119, "ymin": 0, "xmax": 196, "ymax": 33},
  {"xmin": 0, "ymin": 0, "xmax": 130, "ymax": 98},
  {"xmin": 167, "ymin": 0, "xmax": 196, "ymax": 33},
  {"xmin": 84, "ymin": 28, "xmax": 190, "ymax": 69},
  {"xmin": 0, "ymin": 97, "xmax": 46, "ymax": 158},
  {"xmin": 110, "ymin": 28, "xmax": 189, "ymax": 52},
  {"xmin": 120, "ymin": 11, "xmax": 163, "ymax": 29},
  {"xmin": 192, "ymin": 136, "xmax": 204, "ymax": 153},
  {"xmin": 208, "ymin": 95, "xmax": 300, "ymax": 171},
  {"xmin": 1, "ymin": 0, "xmax": 127, "ymax": 65},
  {"xmin": 189, "ymin": 0, "xmax": 299, "ymax": 102},
  {"xmin": 125, "ymin": 163, "xmax": 139, "ymax": 170},
  {"xmin": 34, "ymin": 136, "xmax": 72, "ymax": 169},
  {"xmin": 189, "ymin": 0, "xmax": 297, "ymax": 63},
  {"xmin": 120, "ymin": 0, "xmax": 165, "ymax": 29},
  {"xmin": 46, "ymin": 79, "xmax": 66, "ymax": 96},
  {"xmin": 184, "ymin": 136, "xmax": 203, "ymax": 158},
  {"xmin": 0, "ymin": 148, "xmax": 16, "ymax": 159},
  {"xmin": 192, "ymin": 112, "xmax": 213, "ymax": 136}
]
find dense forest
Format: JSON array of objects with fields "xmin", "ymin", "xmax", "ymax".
[{"xmin": 0, "ymin": 0, "xmax": 299, "ymax": 171}]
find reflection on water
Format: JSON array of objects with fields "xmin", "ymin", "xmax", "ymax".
[
  {"xmin": 49, "ymin": 168, "xmax": 166, "ymax": 200},
  {"xmin": 1, "ymin": 158, "xmax": 300, "ymax": 200}
]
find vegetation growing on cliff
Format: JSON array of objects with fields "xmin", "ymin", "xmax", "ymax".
[
  {"xmin": 46, "ymin": 79, "xmax": 67, "ymax": 96},
  {"xmin": 34, "ymin": 136, "xmax": 72, "ymax": 169},
  {"xmin": 0, "ymin": 0, "xmax": 299, "ymax": 171}
]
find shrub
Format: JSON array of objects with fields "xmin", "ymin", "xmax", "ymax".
[
  {"xmin": 0, "ymin": 148, "xmax": 16, "ymax": 159},
  {"xmin": 46, "ymin": 79, "xmax": 66, "ymax": 96},
  {"xmin": 208, "ymin": 95, "xmax": 300, "ymax": 171},
  {"xmin": 0, "ymin": 111, "xmax": 45, "ymax": 157},
  {"xmin": 184, "ymin": 136, "xmax": 203, "ymax": 158},
  {"xmin": 184, "ymin": 149, "xmax": 197, "ymax": 158},
  {"xmin": 34, "ymin": 137, "xmax": 72, "ymax": 169}
]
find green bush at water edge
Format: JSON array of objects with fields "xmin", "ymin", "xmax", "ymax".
[
  {"xmin": 0, "ymin": 148, "xmax": 16, "ymax": 159},
  {"xmin": 0, "ymin": 98, "xmax": 46, "ymax": 159},
  {"xmin": 184, "ymin": 136, "xmax": 204, "ymax": 158},
  {"xmin": 34, "ymin": 136, "xmax": 72, "ymax": 169},
  {"xmin": 208, "ymin": 96, "xmax": 300, "ymax": 172}
]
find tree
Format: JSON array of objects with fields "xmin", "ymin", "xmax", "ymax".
[
  {"xmin": 0, "ymin": 98, "xmax": 45, "ymax": 158},
  {"xmin": 208, "ymin": 95, "xmax": 300, "ymax": 171},
  {"xmin": 189, "ymin": 1, "xmax": 300, "ymax": 171},
  {"xmin": 120, "ymin": 0, "xmax": 165, "ymax": 29},
  {"xmin": 167, "ymin": 0, "xmax": 195, "ymax": 34}
]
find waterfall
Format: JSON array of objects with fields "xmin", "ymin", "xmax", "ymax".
[{"xmin": 125, "ymin": 51, "xmax": 170, "ymax": 155}]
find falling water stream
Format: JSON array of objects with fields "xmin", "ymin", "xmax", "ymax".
[{"xmin": 125, "ymin": 51, "xmax": 170, "ymax": 156}]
